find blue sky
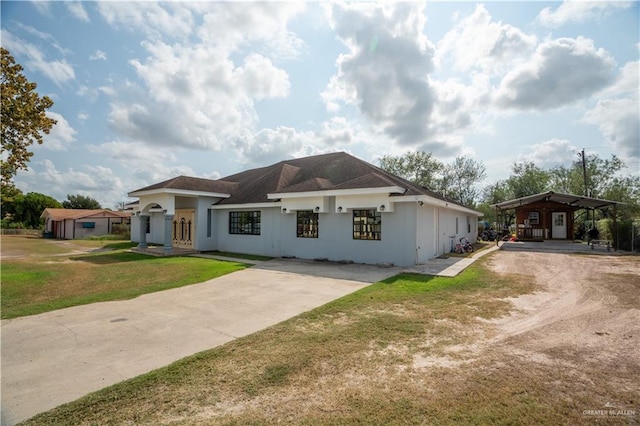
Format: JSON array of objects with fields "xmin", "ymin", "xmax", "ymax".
[{"xmin": 2, "ymin": 1, "xmax": 638, "ymax": 208}]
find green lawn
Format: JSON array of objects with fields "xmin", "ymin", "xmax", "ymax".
[
  {"xmin": 23, "ymin": 259, "xmax": 581, "ymax": 425},
  {"xmin": 1, "ymin": 237, "xmax": 247, "ymax": 319},
  {"xmin": 9, "ymin": 239, "xmax": 636, "ymax": 424}
]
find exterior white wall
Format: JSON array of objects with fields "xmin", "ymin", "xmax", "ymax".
[
  {"xmin": 416, "ymin": 205, "xmax": 437, "ymax": 263},
  {"xmin": 130, "ymin": 192, "xmax": 479, "ymax": 266},
  {"xmin": 216, "ymin": 207, "xmax": 283, "ymax": 257},
  {"xmin": 215, "ymin": 200, "xmax": 421, "ymax": 266},
  {"xmin": 194, "ymin": 197, "xmax": 221, "ymax": 251},
  {"xmin": 130, "ymin": 212, "xmax": 165, "ymax": 244},
  {"xmin": 436, "ymin": 207, "xmax": 478, "ymax": 254},
  {"xmin": 64, "ymin": 219, "xmax": 74, "ymax": 239}
]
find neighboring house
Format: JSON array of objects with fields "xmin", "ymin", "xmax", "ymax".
[
  {"xmin": 492, "ymin": 191, "xmax": 623, "ymax": 241},
  {"xmin": 41, "ymin": 209, "xmax": 131, "ymax": 240},
  {"xmin": 128, "ymin": 152, "xmax": 482, "ymax": 266}
]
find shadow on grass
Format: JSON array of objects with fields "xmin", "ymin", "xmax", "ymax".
[
  {"xmin": 100, "ymin": 242, "xmax": 138, "ymax": 250},
  {"xmin": 72, "ymin": 252, "xmax": 152, "ymax": 265},
  {"xmin": 379, "ymin": 273, "xmax": 437, "ymax": 285}
]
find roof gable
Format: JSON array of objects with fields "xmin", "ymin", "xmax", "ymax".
[{"xmin": 130, "ymin": 175, "xmax": 236, "ymax": 195}]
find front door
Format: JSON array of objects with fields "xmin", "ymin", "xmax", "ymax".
[
  {"xmin": 552, "ymin": 212, "xmax": 567, "ymax": 239},
  {"xmin": 172, "ymin": 209, "xmax": 195, "ymax": 248}
]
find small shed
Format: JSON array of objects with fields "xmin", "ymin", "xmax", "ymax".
[
  {"xmin": 41, "ymin": 209, "xmax": 131, "ymax": 239},
  {"xmin": 492, "ymin": 191, "xmax": 623, "ymax": 243}
]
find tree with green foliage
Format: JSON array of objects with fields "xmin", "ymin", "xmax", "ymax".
[
  {"xmin": 440, "ymin": 157, "xmax": 486, "ymax": 207},
  {"xmin": 9, "ymin": 192, "xmax": 61, "ymax": 229},
  {"xmin": 379, "ymin": 151, "xmax": 486, "ymax": 206},
  {"xmin": 507, "ymin": 162, "xmax": 550, "ymax": 199},
  {"xmin": 379, "ymin": 151, "xmax": 443, "ymax": 189},
  {"xmin": 548, "ymin": 154, "xmax": 626, "ymax": 198},
  {"xmin": 62, "ymin": 194, "xmax": 101, "ymax": 209},
  {"xmin": 1, "ymin": 47, "xmax": 57, "ymax": 194}
]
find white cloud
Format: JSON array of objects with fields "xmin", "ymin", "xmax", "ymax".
[
  {"xmin": 15, "ymin": 160, "xmax": 127, "ymax": 208},
  {"xmin": 97, "ymin": 2, "xmax": 195, "ymax": 40},
  {"xmin": 88, "ymin": 140, "xmax": 178, "ymax": 167},
  {"xmin": 1, "ymin": 30, "xmax": 75, "ymax": 86},
  {"xmin": 322, "ymin": 2, "xmax": 438, "ymax": 147},
  {"xmin": 234, "ymin": 116, "xmax": 370, "ymax": 167},
  {"xmin": 436, "ymin": 4, "xmax": 537, "ymax": 75},
  {"xmin": 584, "ymin": 97, "xmax": 640, "ymax": 161},
  {"xmin": 599, "ymin": 61, "xmax": 639, "ymax": 97},
  {"xmin": 196, "ymin": 2, "xmax": 306, "ymax": 56},
  {"xmin": 495, "ymin": 36, "xmax": 616, "ymax": 110},
  {"xmin": 518, "ymin": 139, "xmax": 580, "ymax": 168},
  {"xmin": 95, "ymin": 2, "xmax": 305, "ymax": 160},
  {"xmin": 428, "ymin": 76, "xmax": 491, "ymax": 151},
  {"xmin": 583, "ymin": 61, "xmax": 639, "ymax": 164},
  {"xmin": 65, "ymin": 1, "xmax": 90, "ymax": 23},
  {"xmin": 30, "ymin": 1, "xmax": 51, "ymax": 16},
  {"xmin": 77, "ymin": 111, "xmax": 89, "ymax": 122},
  {"xmin": 89, "ymin": 50, "xmax": 107, "ymax": 61},
  {"xmin": 233, "ymin": 54, "xmax": 290, "ymax": 100},
  {"xmin": 87, "ymin": 141, "xmax": 203, "ymax": 195},
  {"xmin": 538, "ymin": 1, "xmax": 633, "ymax": 27},
  {"xmin": 33, "ymin": 112, "xmax": 77, "ymax": 151}
]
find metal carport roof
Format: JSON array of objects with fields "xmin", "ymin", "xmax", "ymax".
[{"xmin": 492, "ymin": 191, "xmax": 625, "ymax": 210}]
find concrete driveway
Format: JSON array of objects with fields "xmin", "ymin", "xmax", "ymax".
[{"xmin": 1, "ymin": 258, "xmax": 401, "ymax": 425}]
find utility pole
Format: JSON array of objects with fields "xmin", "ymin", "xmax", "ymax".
[
  {"xmin": 580, "ymin": 148, "xmax": 588, "ymax": 197},
  {"xmin": 579, "ymin": 149, "xmax": 593, "ymax": 238}
]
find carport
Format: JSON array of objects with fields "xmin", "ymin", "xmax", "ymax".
[{"xmin": 492, "ymin": 191, "xmax": 624, "ymax": 249}]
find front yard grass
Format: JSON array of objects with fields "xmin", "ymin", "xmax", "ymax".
[
  {"xmin": 22, "ymin": 259, "xmax": 577, "ymax": 425},
  {"xmin": 1, "ymin": 238, "xmax": 247, "ymax": 319}
]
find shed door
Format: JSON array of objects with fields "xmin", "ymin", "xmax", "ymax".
[{"xmin": 552, "ymin": 212, "xmax": 567, "ymax": 239}]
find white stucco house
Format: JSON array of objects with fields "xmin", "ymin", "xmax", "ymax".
[{"xmin": 128, "ymin": 152, "xmax": 482, "ymax": 267}]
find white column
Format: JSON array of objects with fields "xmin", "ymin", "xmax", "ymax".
[
  {"xmin": 137, "ymin": 215, "xmax": 148, "ymax": 249},
  {"xmin": 164, "ymin": 214, "xmax": 174, "ymax": 254}
]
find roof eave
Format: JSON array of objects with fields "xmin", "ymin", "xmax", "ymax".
[
  {"xmin": 267, "ymin": 185, "xmax": 406, "ymax": 200},
  {"xmin": 211, "ymin": 202, "xmax": 281, "ymax": 210}
]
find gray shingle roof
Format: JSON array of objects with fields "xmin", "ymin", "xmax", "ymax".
[
  {"xmin": 130, "ymin": 152, "xmax": 469, "ymax": 208},
  {"xmin": 130, "ymin": 175, "xmax": 237, "ymax": 194}
]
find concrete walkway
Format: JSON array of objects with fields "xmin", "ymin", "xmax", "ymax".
[
  {"xmin": 1, "ymin": 259, "xmax": 400, "ymax": 425},
  {"xmin": 1, "ymin": 249, "xmax": 495, "ymax": 425},
  {"xmin": 406, "ymin": 244, "xmax": 500, "ymax": 276}
]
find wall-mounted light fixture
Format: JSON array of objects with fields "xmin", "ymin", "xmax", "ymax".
[
  {"xmin": 379, "ymin": 205, "xmax": 385, "ymax": 211},
  {"xmin": 314, "ymin": 206, "xmax": 320, "ymax": 212},
  {"xmin": 337, "ymin": 206, "xmax": 343, "ymax": 212},
  {"xmin": 418, "ymin": 201, "xmax": 424, "ymax": 206},
  {"xmin": 282, "ymin": 207, "xmax": 287, "ymax": 213}
]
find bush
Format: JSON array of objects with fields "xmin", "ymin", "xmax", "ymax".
[
  {"xmin": 598, "ymin": 218, "xmax": 640, "ymax": 252},
  {"xmin": 110, "ymin": 223, "xmax": 130, "ymax": 237}
]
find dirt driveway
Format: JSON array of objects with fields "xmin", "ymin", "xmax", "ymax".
[{"xmin": 484, "ymin": 251, "xmax": 639, "ymax": 419}]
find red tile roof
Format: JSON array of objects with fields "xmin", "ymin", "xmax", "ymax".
[{"xmin": 41, "ymin": 209, "xmax": 131, "ymax": 221}]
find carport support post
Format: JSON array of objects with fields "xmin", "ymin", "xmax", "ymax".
[
  {"xmin": 164, "ymin": 214, "xmax": 174, "ymax": 254},
  {"xmin": 137, "ymin": 215, "xmax": 148, "ymax": 249},
  {"xmin": 613, "ymin": 204, "xmax": 618, "ymax": 251}
]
